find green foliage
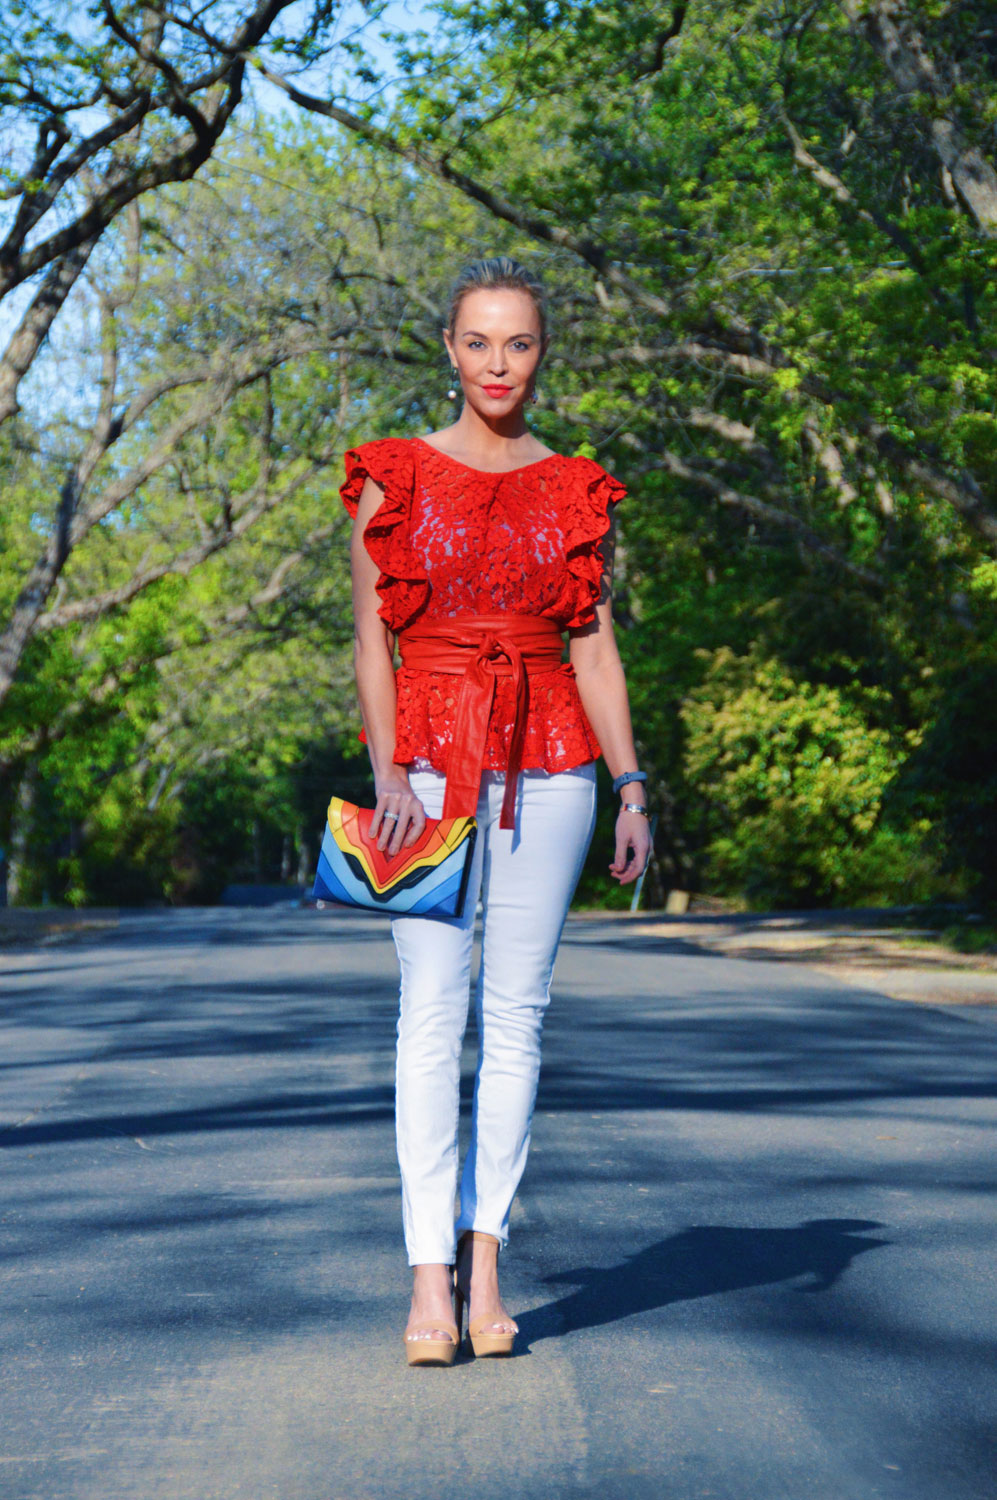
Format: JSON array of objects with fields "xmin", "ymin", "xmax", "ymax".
[
  {"xmin": 3, "ymin": 3, "xmax": 996, "ymax": 912},
  {"xmin": 680, "ymin": 647, "xmax": 932, "ymax": 907},
  {"xmin": 892, "ymin": 657, "xmax": 997, "ymax": 910},
  {"xmin": 59, "ymin": 791, "xmax": 181, "ymax": 910}
]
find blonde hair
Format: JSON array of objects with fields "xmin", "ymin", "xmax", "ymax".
[{"xmin": 445, "ymin": 256, "xmax": 548, "ymax": 343}]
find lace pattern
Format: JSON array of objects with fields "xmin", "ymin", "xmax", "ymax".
[
  {"xmin": 394, "ymin": 663, "xmax": 604, "ymax": 774},
  {"xmin": 341, "ymin": 437, "xmax": 626, "ymax": 772}
]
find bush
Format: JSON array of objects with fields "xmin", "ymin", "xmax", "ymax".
[{"xmin": 680, "ymin": 646, "xmax": 937, "ymax": 907}]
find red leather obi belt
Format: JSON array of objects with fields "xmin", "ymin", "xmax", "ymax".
[{"xmin": 398, "ymin": 613, "xmax": 565, "ymax": 831}]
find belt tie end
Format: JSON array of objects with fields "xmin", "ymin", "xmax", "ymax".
[{"xmin": 400, "ymin": 614, "xmax": 564, "ymax": 831}]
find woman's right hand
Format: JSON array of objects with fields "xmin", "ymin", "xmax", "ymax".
[{"xmin": 369, "ymin": 772, "xmax": 427, "ymax": 857}]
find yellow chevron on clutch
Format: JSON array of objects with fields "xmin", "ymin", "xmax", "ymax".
[
  {"xmin": 326, "ymin": 797, "xmax": 476, "ymax": 896},
  {"xmin": 312, "ymin": 795, "xmax": 479, "ymax": 917}
]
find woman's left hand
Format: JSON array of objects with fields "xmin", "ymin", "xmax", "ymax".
[{"xmin": 609, "ymin": 808, "xmax": 653, "ymax": 885}]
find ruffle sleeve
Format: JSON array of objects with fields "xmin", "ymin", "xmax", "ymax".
[
  {"xmin": 557, "ymin": 456, "xmax": 627, "ymax": 630},
  {"xmin": 340, "ymin": 438, "xmax": 430, "ymax": 631}
]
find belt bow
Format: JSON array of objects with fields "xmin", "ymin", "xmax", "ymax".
[{"xmin": 398, "ymin": 613, "xmax": 565, "ymax": 830}]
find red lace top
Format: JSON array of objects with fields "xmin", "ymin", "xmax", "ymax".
[{"xmin": 340, "ymin": 435, "xmax": 626, "ymax": 775}]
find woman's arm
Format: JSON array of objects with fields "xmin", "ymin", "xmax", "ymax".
[
  {"xmin": 568, "ymin": 514, "xmax": 652, "ymax": 886},
  {"xmin": 350, "ymin": 475, "xmax": 427, "ymax": 856}
]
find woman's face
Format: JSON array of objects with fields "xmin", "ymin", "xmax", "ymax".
[{"xmin": 444, "ymin": 287, "xmax": 545, "ymax": 417}]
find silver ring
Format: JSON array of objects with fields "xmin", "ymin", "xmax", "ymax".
[{"xmin": 382, "ymin": 811, "xmax": 400, "ymax": 822}]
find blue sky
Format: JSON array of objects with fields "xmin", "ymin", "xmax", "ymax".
[
  {"xmin": 1, "ymin": 1, "xmax": 441, "ymax": 392},
  {"xmin": 254, "ymin": 0, "xmax": 441, "ymax": 116}
]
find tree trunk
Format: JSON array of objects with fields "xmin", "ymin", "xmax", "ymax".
[{"xmin": 5, "ymin": 769, "xmax": 37, "ymax": 908}]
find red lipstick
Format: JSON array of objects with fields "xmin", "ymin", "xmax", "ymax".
[{"xmin": 482, "ymin": 384, "xmax": 513, "ymax": 397}]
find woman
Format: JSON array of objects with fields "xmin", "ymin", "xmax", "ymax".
[{"xmin": 341, "ymin": 256, "xmax": 652, "ymax": 1365}]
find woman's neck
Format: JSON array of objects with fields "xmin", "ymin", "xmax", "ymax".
[{"xmin": 434, "ymin": 406, "xmax": 541, "ymax": 463}]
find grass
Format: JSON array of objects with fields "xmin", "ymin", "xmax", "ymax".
[{"xmin": 893, "ymin": 903, "xmax": 997, "ymax": 957}]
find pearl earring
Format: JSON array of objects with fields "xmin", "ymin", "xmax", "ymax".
[{"xmin": 447, "ymin": 366, "xmax": 459, "ymax": 400}]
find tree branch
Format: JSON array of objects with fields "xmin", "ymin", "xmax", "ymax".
[
  {"xmin": 778, "ymin": 103, "xmax": 956, "ymax": 317},
  {"xmin": 0, "ymin": 0, "xmax": 300, "ymax": 301},
  {"xmin": 2, "ymin": 81, "xmax": 241, "ymax": 298},
  {"xmin": 648, "ymin": 447, "xmax": 883, "ymax": 585},
  {"xmin": 221, "ymin": 523, "xmax": 336, "ymax": 627},
  {"xmin": 563, "ymin": 394, "xmax": 884, "ymax": 585},
  {"xmin": 632, "ymin": 5, "xmax": 689, "ymax": 78},
  {"xmin": 0, "ymin": 97, "xmax": 149, "ymax": 268},
  {"xmin": 843, "ymin": 0, "xmax": 997, "ymax": 235},
  {"xmin": 0, "ymin": 239, "xmax": 98, "ymax": 423},
  {"xmin": 0, "ymin": 326, "xmax": 336, "ymax": 708},
  {"xmin": 35, "ymin": 453, "xmax": 335, "ymax": 630},
  {"xmin": 254, "ymin": 64, "xmax": 622, "ymax": 284}
]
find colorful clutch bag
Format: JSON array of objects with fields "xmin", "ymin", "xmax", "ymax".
[{"xmin": 312, "ymin": 795, "xmax": 478, "ymax": 918}]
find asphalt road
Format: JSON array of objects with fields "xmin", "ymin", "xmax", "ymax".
[{"xmin": 1, "ymin": 907, "xmax": 995, "ymax": 1500}]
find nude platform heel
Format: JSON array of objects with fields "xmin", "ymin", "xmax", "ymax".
[
  {"xmin": 404, "ymin": 1317, "xmax": 460, "ymax": 1366},
  {"xmin": 454, "ymin": 1231, "xmax": 518, "ymax": 1358},
  {"xmin": 404, "ymin": 1263, "xmax": 459, "ymax": 1366}
]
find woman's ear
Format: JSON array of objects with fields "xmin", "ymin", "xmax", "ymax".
[{"xmin": 442, "ymin": 327, "xmax": 455, "ymax": 365}]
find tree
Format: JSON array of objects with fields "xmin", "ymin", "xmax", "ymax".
[
  {"xmin": 0, "ymin": 1, "xmax": 384, "ymax": 706},
  {"xmin": 0, "ymin": 119, "xmax": 481, "ymax": 902},
  {"xmin": 265, "ymin": 0, "xmax": 996, "ymax": 902},
  {"xmin": 269, "ymin": 0, "xmax": 996, "ymax": 553},
  {"xmin": 0, "ymin": 1, "xmax": 350, "ymax": 420},
  {"xmin": 5, "ymin": 1, "xmax": 997, "ymax": 909}
]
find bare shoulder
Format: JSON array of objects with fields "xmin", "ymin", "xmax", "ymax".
[{"xmin": 353, "ymin": 473, "xmax": 387, "ymax": 525}]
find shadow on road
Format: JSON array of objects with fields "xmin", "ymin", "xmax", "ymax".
[
  {"xmin": 5, "ymin": 907, "xmax": 997, "ymax": 1148},
  {"xmin": 0, "ymin": 1084, "xmax": 396, "ymax": 1149},
  {"xmin": 518, "ymin": 1218, "xmax": 889, "ymax": 1346}
]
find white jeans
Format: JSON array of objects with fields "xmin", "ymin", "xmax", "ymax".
[{"xmin": 390, "ymin": 760, "xmax": 598, "ymax": 1265}]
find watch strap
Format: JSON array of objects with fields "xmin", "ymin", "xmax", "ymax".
[{"xmin": 612, "ymin": 769, "xmax": 648, "ymax": 795}]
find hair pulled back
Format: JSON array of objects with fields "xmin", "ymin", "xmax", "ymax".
[{"xmin": 445, "ymin": 256, "xmax": 548, "ymax": 344}]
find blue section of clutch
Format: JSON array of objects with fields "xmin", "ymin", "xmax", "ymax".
[
  {"xmin": 311, "ymin": 832, "xmax": 471, "ymax": 918},
  {"xmin": 311, "ymin": 851, "xmax": 353, "ymax": 906},
  {"xmin": 406, "ymin": 867, "xmax": 466, "ymax": 916}
]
